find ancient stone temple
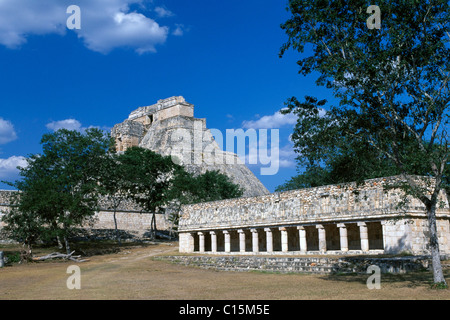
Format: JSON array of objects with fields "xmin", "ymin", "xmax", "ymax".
[
  {"xmin": 178, "ymin": 176, "xmax": 450, "ymax": 256},
  {"xmin": 111, "ymin": 96, "xmax": 269, "ymax": 198}
]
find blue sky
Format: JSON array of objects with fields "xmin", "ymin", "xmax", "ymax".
[{"xmin": 0, "ymin": 0, "xmax": 335, "ymax": 192}]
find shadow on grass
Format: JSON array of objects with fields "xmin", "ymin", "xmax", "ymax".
[
  {"xmin": 320, "ymin": 268, "xmax": 450, "ymax": 289},
  {"xmin": 0, "ymin": 239, "xmax": 160, "ymax": 266}
]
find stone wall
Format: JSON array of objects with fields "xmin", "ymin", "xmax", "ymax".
[
  {"xmin": 0, "ymin": 190, "xmax": 18, "ymax": 205},
  {"xmin": 155, "ymin": 255, "xmax": 440, "ymax": 274},
  {"xmin": 0, "ymin": 191, "xmax": 15, "ymax": 229},
  {"xmin": 179, "ymin": 176, "xmax": 449, "ymax": 232},
  {"xmin": 89, "ymin": 210, "xmax": 171, "ymax": 237},
  {"xmin": 178, "ymin": 176, "xmax": 450, "ymax": 255},
  {"xmin": 111, "ymin": 120, "xmax": 145, "ymax": 152},
  {"xmin": 0, "ymin": 190, "xmax": 172, "ymax": 240}
]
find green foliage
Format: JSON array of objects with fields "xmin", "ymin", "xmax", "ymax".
[
  {"xmin": 430, "ymin": 282, "xmax": 449, "ymax": 290},
  {"xmin": 2, "ymin": 128, "xmax": 113, "ymax": 254},
  {"xmin": 177, "ymin": 170, "xmax": 244, "ymax": 204},
  {"xmin": 278, "ymin": 0, "xmax": 449, "ymax": 198},
  {"xmin": 2, "ymin": 132, "xmax": 245, "ymax": 247},
  {"xmin": 118, "ymin": 146, "xmax": 184, "ymax": 213},
  {"xmin": 275, "ymin": 96, "xmax": 420, "ymax": 191},
  {"xmin": 116, "ymin": 146, "xmax": 185, "ymax": 239},
  {"xmin": 5, "ymin": 251, "xmax": 21, "ymax": 265},
  {"xmin": 279, "ymin": 0, "xmax": 449, "ymax": 285},
  {"xmin": 118, "ymin": 147, "xmax": 244, "ymax": 209},
  {"xmin": 117, "ymin": 147, "xmax": 244, "ymax": 237}
]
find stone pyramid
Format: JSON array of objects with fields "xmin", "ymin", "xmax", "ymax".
[{"xmin": 111, "ymin": 96, "xmax": 270, "ymax": 197}]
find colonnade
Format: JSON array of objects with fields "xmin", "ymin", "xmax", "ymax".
[{"xmin": 185, "ymin": 221, "xmax": 384, "ymax": 254}]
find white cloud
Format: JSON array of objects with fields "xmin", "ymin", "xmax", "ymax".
[
  {"xmin": 0, "ymin": 0, "xmax": 172, "ymax": 54},
  {"xmin": 45, "ymin": 119, "xmax": 111, "ymax": 134},
  {"xmin": 242, "ymin": 111, "xmax": 297, "ymax": 129},
  {"xmin": 242, "ymin": 107, "xmax": 327, "ymax": 130},
  {"xmin": 246, "ymin": 138, "xmax": 296, "ymax": 169},
  {"xmin": 172, "ymin": 24, "xmax": 185, "ymax": 36},
  {"xmin": 0, "ymin": 0, "xmax": 66, "ymax": 49},
  {"xmin": 81, "ymin": 10, "xmax": 169, "ymax": 54},
  {"xmin": 154, "ymin": 6, "xmax": 174, "ymax": 18},
  {"xmin": 46, "ymin": 119, "xmax": 83, "ymax": 132},
  {"xmin": 0, "ymin": 118, "xmax": 18, "ymax": 145},
  {"xmin": 0, "ymin": 156, "xmax": 28, "ymax": 179},
  {"xmin": 277, "ymin": 142, "xmax": 297, "ymax": 168}
]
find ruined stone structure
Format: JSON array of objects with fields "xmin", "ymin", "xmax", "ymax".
[
  {"xmin": 0, "ymin": 190, "xmax": 170, "ymax": 241},
  {"xmin": 2, "ymin": 97, "xmax": 449, "ymax": 261},
  {"xmin": 178, "ymin": 176, "xmax": 450, "ymax": 256},
  {"xmin": 111, "ymin": 96, "xmax": 270, "ymax": 198},
  {"xmin": 0, "ymin": 190, "xmax": 15, "ymax": 231},
  {"xmin": 1, "ymin": 96, "xmax": 270, "ymax": 242}
]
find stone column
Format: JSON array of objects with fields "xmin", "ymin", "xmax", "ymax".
[
  {"xmin": 189, "ymin": 233, "xmax": 195, "ymax": 253},
  {"xmin": 337, "ymin": 223, "xmax": 349, "ymax": 252},
  {"xmin": 297, "ymin": 226, "xmax": 307, "ymax": 253},
  {"xmin": 264, "ymin": 228, "xmax": 273, "ymax": 253},
  {"xmin": 358, "ymin": 222, "xmax": 369, "ymax": 251},
  {"xmin": 279, "ymin": 227, "xmax": 288, "ymax": 252},
  {"xmin": 238, "ymin": 229, "xmax": 246, "ymax": 253},
  {"xmin": 198, "ymin": 232, "xmax": 205, "ymax": 253},
  {"xmin": 316, "ymin": 224, "xmax": 327, "ymax": 253},
  {"xmin": 210, "ymin": 231, "xmax": 217, "ymax": 253},
  {"xmin": 223, "ymin": 230, "xmax": 231, "ymax": 253},
  {"xmin": 250, "ymin": 229, "xmax": 259, "ymax": 253},
  {"xmin": 381, "ymin": 220, "xmax": 388, "ymax": 253}
]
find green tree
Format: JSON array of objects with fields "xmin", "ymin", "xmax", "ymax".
[
  {"xmin": 178, "ymin": 170, "xmax": 244, "ymax": 205},
  {"xmin": 276, "ymin": 96, "xmax": 405, "ymax": 191},
  {"xmin": 163, "ymin": 169, "xmax": 244, "ymax": 236},
  {"xmin": 98, "ymin": 151, "xmax": 133, "ymax": 245},
  {"xmin": 119, "ymin": 147, "xmax": 186, "ymax": 240},
  {"xmin": 1, "ymin": 191, "xmax": 47, "ymax": 260},
  {"xmin": 117, "ymin": 147, "xmax": 244, "ymax": 239},
  {"xmin": 3, "ymin": 128, "xmax": 113, "ymax": 255},
  {"xmin": 280, "ymin": 0, "xmax": 449, "ymax": 286}
]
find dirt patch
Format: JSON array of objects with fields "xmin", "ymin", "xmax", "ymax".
[{"xmin": 0, "ymin": 242, "xmax": 449, "ymax": 300}]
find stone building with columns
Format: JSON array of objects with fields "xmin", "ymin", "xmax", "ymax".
[{"xmin": 178, "ymin": 176, "xmax": 450, "ymax": 256}]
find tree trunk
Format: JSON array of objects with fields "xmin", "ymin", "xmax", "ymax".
[
  {"xmin": 113, "ymin": 209, "xmax": 121, "ymax": 245},
  {"xmin": 53, "ymin": 221, "xmax": 63, "ymax": 249},
  {"xmin": 57, "ymin": 236, "xmax": 63, "ymax": 249},
  {"xmin": 27, "ymin": 242, "xmax": 33, "ymax": 258},
  {"xmin": 427, "ymin": 202, "xmax": 447, "ymax": 286},
  {"xmin": 64, "ymin": 236, "xmax": 71, "ymax": 255},
  {"xmin": 21, "ymin": 242, "xmax": 33, "ymax": 262},
  {"xmin": 150, "ymin": 212, "xmax": 157, "ymax": 240}
]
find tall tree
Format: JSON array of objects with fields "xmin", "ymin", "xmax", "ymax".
[
  {"xmin": 4, "ymin": 128, "xmax": 113, "ymax": 255},
  {"xmin": 98, "ymin": 151, "xmax": 133, "ymax": 245},
  {"xmin": 280, "ymin": 0, "xmax": 449, "ymax": 286},
  {"xmin": 276, "ymin": 96, "xmax": 403, "ymax": 191},
  {"xmin": 117, "ymin": 147, "xmax": 244, "ymax": 239},
  {"xmin": 177, "ymin": 170, "xmax": 244, "ymax": 205},
  {"xmin": 163, "ymin": 169, "xmax": 244, "ymax": 236},
  {"xmin": 119, "ymin": 147, "xmax": 185, "ymax": 240}
]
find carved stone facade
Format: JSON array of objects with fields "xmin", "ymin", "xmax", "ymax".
[{"xmin": 178, "ymin": 176, "xmax": 450, "ymax": 256}]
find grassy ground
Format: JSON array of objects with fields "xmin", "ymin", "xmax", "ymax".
[{"xmin": 0, "ymin": 241, "xmax": 449, "ymax": 300}]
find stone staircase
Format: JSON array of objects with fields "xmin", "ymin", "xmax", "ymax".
[{"xmin": 154, "ymin": 255, "xmax": 442, "ymax": 274}]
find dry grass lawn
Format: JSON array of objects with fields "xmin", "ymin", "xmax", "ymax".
[{"xmin": 0, "ymin": 242, "xmax": 449, "ymax": 300}]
